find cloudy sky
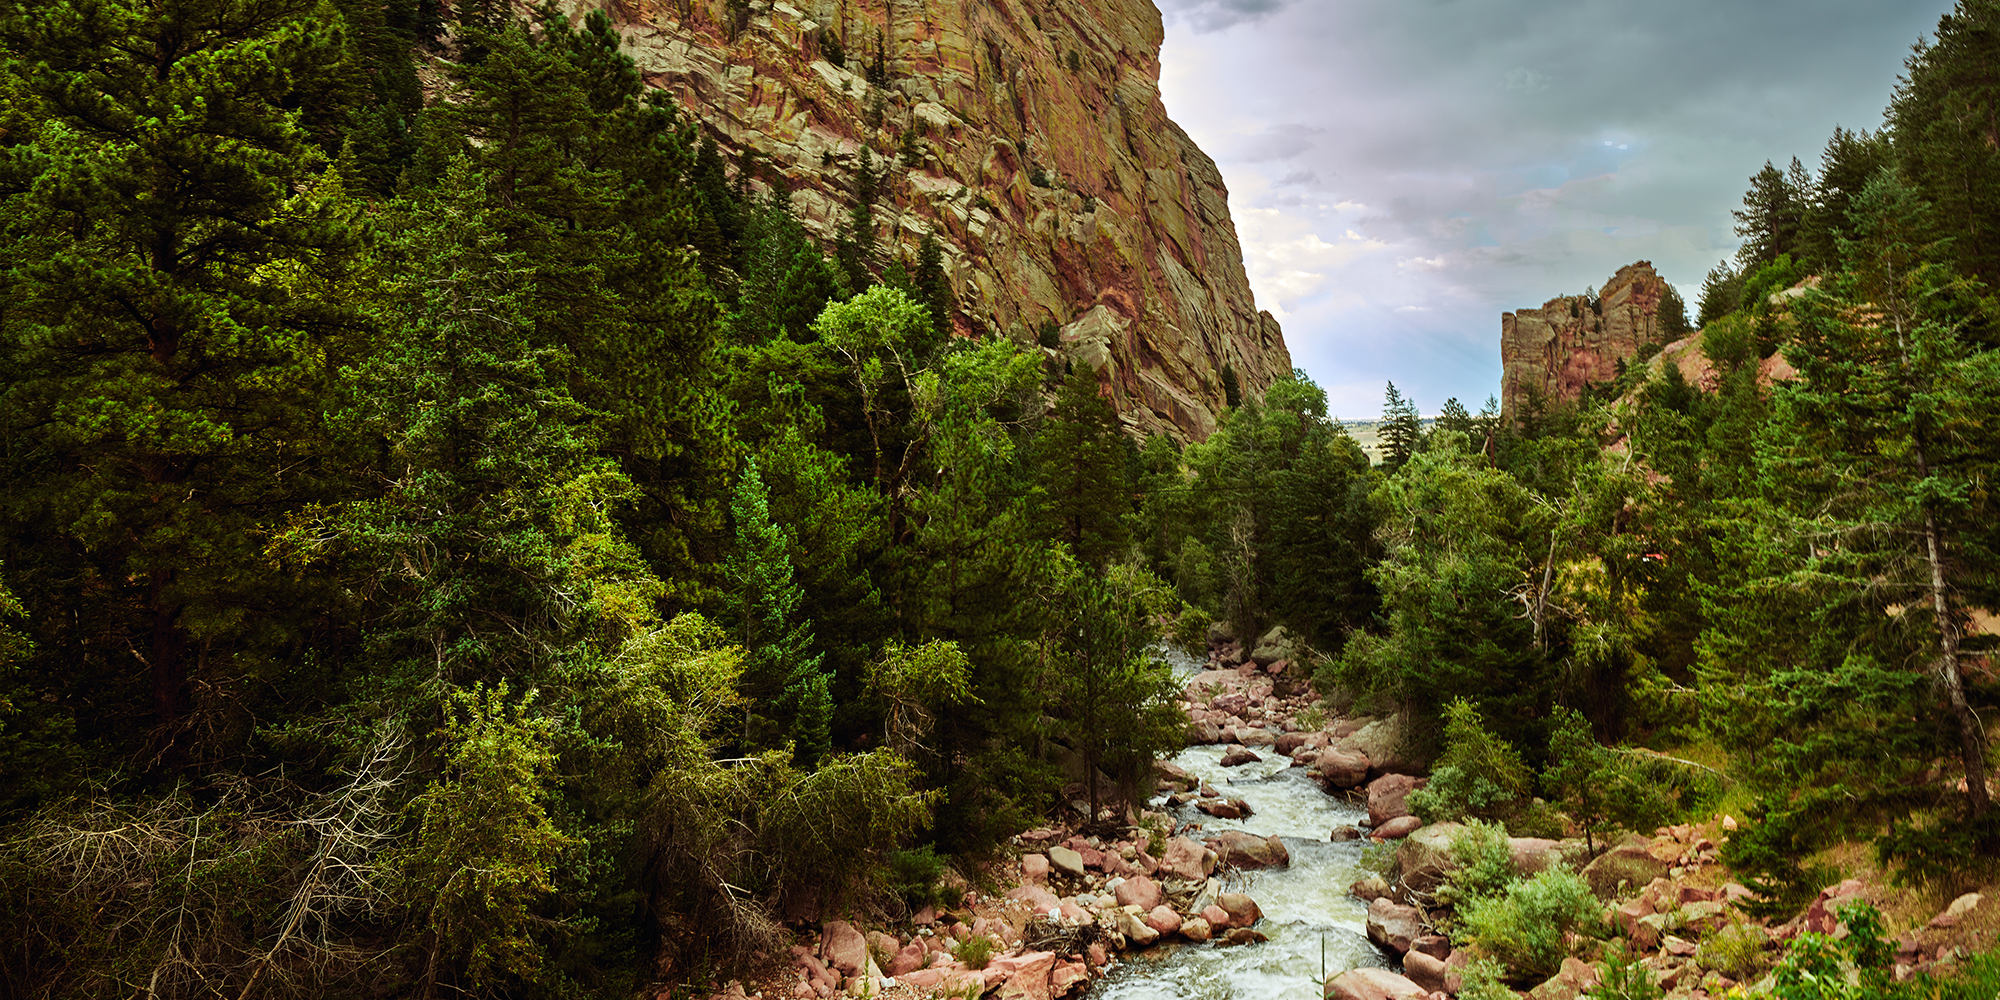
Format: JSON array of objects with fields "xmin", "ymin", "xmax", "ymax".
[{"xmin": 1154, "ymin": 0, "xmax": 1957, "ymax": 419}]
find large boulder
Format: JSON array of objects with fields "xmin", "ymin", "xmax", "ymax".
[
  {"xmin": 1158, "ymin": 836, "xmax": 1217, "ymax": 881},
  {"xmin": 1114, "ymin": 874, "xmax": 1164, "ymax": 911},
  {"xmin": 1217, "ymin": 893, "xmax": 1264, "ymax": 927},
  {"xmin": 1371, "ymin": 816, "xmax": 1423, "ymax": 840},
  {"xmin": 1198, "ymin": 797, "xmax": 1251, "ymax": 819},
  {"xmin": 1050, "ymin": 959, "xmax": 1090, "ymax": 997},
  {"xmin": 1581, "ymin": 843, "xmax": 1670, "ymax": 899},
  {"xmin": 1526, "ymin": 957, "xmax": 1600, "ymax": 1000},
  {"xmin": 1048, "ymin": 845, "xmax": 1087, "ymax": 879},
  {"xmin": 1180, "ymin": 916, "xmax": 1213, "ymax": 942},
  {"xmin": 1110, "ymin": 908, "xmax": 1160, "ymax": 947},
  {"xmin": 1310, "ymin": 749, "xmax": 1371, "ymax": 790},
  {"xmin": 1220, "ymin": 746, "xmax": 1263, "ymax": 767},
  {"xmin": 1336, "ymin": 716, "xmax": 1419, "ymax": 775},
  {"xmin": 1144, "ymin": 905, "xmax": 1183, "ymax": 936},
  {"xmin": 1006, "ymin": 882, "xmax": 1063, "ymax": 913},
  {"xmin": 1022, "ymin": 853, "xmax": 1050, "ymax": 882},
  {"xmin": 1251, "ymin": 625, "xmax": 1297, "ymax": 666},
  {"xmin": 1208, "ymin": 831, "xmax": 1291, "ymax": 869},
  {"xmin": 1510, "ymin": 838, "xmax": 1587, "ymax": 876},
  {"xmin": 1366, "ymin": 774, "xmax": 1426, "ymax": 827},
  {"xmin": 887, "ymin": 940, "xmax": 929, "ymax": 977},
  {"xmin": 1153, "ymin": 759, "xmax": 1199, "ymax": 792},
  {"xmin": 820, "ymin": 919, "xmax": 870, "ymax": 977},
  {"xmin": 1366, "ymin": 897, "xmax": 1423, "ymax": 955},
  {"xmin": 990, "ymin": 951, "xmax": 1059, "ymax": 1000},
  {"xmin": 1190, "ymin": 719, "xmax": 1224, "ymax": 744},
  {"xmin": 1324, "ymin": 968, "xmax": 1427, "ymax": 1000},
  {"xmin": 1403, "ymin": 950, "xmax": 1448, "ymax": 994},
  {"xmin": 1395, "ymin": 822, "xmax": 1467, "ymax": 893}
]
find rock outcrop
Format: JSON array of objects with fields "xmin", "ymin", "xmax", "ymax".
[
  {"xmin": 574, "ymin": 0, "xmax": 1292, "ymax": 440},
  {"xmin": 1499, "ymin": 261, "xmax": 1673, "ymax": 423}
]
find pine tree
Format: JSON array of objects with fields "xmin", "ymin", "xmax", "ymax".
[
  {"xmin": 725, "ymin": 459, "xmax": 831, "ymax": 765},
  {"xmin": 914, "ymin": 231, "xmax": 955, "ymax": 338},
  {"xmin": 0, "ymin": 0, "xmax": 358, "ymax": 760},
  {"xmin": 1732, "ymin": 159, "xmax": 1811, "ymax": 268},
  {"xmin": 1799, "ymin": 127, "xmax": 1892, "ymax": 273},
  {"xmin": 1696, "ymin": 262, "xmax": 1745, "ymax": 327},
  {"xmin": 1038, "ymin": 366, "xmax": 1133, "ymax": 570},
  {"xmin": 1754, "ymin": 171, "xmax": 2000, "ymax": 819},
  {"xmin": 1888, "ymin": 0, "xmax": 2000, "ymax": 282},
  {"xmin": 1380, "ymin": 382, "xmax": 1423, "ymax": 471}
]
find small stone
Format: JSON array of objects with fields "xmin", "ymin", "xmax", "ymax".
[
  {"xmin": 1048, "ymin": 846, "xmax": 1087, "ymax": 878},
  {"xmin": 1022, "ymin": 854, "xmax": 1050, "ymax": 882}
]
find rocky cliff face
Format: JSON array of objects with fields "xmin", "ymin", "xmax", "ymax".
[
  {"xmin": 1499, "ymin": 261, "xmax": 1670, "ymax": 423},
  {"xmin": 565, "ymin": 0, "xmax": 1290, "ymax": 440}
]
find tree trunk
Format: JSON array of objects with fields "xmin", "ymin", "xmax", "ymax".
[{"xmin": 1923, "ymin": 506, "xmax": 1987, "ymax": 816}]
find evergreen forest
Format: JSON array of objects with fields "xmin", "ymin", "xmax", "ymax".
[{"xmin": 3, "ymin": 1, "xmax": 2000, "ymax": 999}]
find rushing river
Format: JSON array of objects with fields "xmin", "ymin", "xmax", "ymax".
[{"xmin": 1092, "ymin": 652, "xmax": 1393, "ymax": 1000}]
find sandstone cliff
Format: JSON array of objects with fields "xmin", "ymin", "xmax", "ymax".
[
  {"xmin": 1499, "ymin": 261, "xmax": 1670, "ymax": 423},
  {"xmin": 564, "ymin": 0, "xmax": 1289, "ymax": 440}
]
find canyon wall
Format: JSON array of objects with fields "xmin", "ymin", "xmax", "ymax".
[
  {"xmin": 562, "ymin": 0, "xmax": 1289, "ymax": 440},
  {"xmin": 1499, "ymin": 261, "xmax": 1671, "ymax": 423}
]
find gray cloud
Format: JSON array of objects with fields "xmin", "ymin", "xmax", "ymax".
[
  {"xmin": 1155, "ymin": 0, "xmax": 1297, "ymax": 34},
  {"xmin": 1159, "ymin": 0, "xmax": 1958, "ymax": 416}
]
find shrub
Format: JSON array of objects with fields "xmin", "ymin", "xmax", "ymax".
[
  {"xmin": 1455, "ymin": 957, "xmax": 1515, "ymax": 1000},
  {"xmin": 1594, "ymin": 943, "xmax": 1663, "ymax": 1000},
  {"xmin": 956, "ymin": 933, "xmax": 997, "ymax": 970},
  {"xmin": 1696, "ymin": 920, "xmax": 1769, "ymax": 981},
  {"xmin": 1436, "ymin": 820, "xmax": 1515, "ymax": 909},
  {"xmin": 885, "ymin": 845, "xmax": 948, "ymax": 909},
  {"xmin": 1168, "ymin": 604, "xmax": 1213, "ymax": 657},
  {"xmin": 1456, "ymin": 867, "xmax": 1601, "ymax": 983},
  {"xmin": 1409, "ymin": 699, "xmax": 1532, "ymax": 824}
]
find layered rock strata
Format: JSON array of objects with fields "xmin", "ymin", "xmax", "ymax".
[
  {"xmin": 1499, "ymin": 261, "xmax": 1671, "ymax": 423},
  {"xmin": 566, "ymin": 0, "xmax": 1291, "ymax": 440}
]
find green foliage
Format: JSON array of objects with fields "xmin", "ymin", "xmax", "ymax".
[
  {"xmin": 1168, "ymin": 604, "xmax": 1215, "ymax": 657},
  {"xmin": 1409, "ymin": 700, "xmax": 1533, "ymax": 824},
  {"xmin": 1326, "ymin": 436, "xmax": 1542, "ymax": 726},
  {"xmin": 1594, "ymin": 943, "xmax": 1665, "ymax": 1000},
  {"xmin": 725, "ymin": 458, "xmax": 832, "ymax": 766},
  {"xmin": 1695, "ymin": 920, "xmax": 1770, "ymax": 982},
  {"xmin": 1455, "ymin": 957, "xmax": 1517, "ymax": 1000},
  {"xmin": 1733, "ymin": 158, "xmax": 1814, "ymax": 269},
  {"xmin": 1542, "ymin": 708, "xmax": 1675, "ymax": 852},
  {"xmin": 1770, "ymin": 909, "xmax": 1894, "ymax": 1000},
  {"xmin": 1698, "ymin": 262, "xmax": 1746, "ymax": 327},
  {"xmin": 1038, "ymin": 366, "xmax": 1134, "ymax": 569},
  {"xmin": 1455, "ymin": 867, "xmax": 1601, "ymax": 983},
  {"xmin": 1435, "ymin": 819, "xmax": 1517, "ymax": 909},
  {"xmin": 957, "ymin": 932, "xmax": 997, "ymax": 970},
  {"xmin": 398, "ymin": 684, "xmax": 580, "ymax": 996},
  {"xmin": 1738, "ymin": 253, "xmax": 1811, "ymax": 317},
  {"xmin": 1380, "ymin": 382, "xmax": 1424, "ymax": 471},
  {"xmin": 884, "ymin": 845, "xmax": 950, "ymax": 908}
]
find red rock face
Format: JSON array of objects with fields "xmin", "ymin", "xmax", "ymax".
[
  {"xmin": 568, "ymin": 0, "xmax": 1291, "ymax": 440},
  {"xmin": 1500, "ymin": 260, "xmax": 1670, "ymax": 423}
]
